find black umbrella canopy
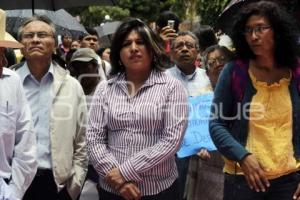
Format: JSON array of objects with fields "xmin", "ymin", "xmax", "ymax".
[
  {"xmin": 1, "ymin": 0, "xmax": 116, "ymax": 14},
  {"xmin": 5, "ymin": 9, "xmax": 87, "ymax": 38},
  {"xmin": 217, "ymin": 0, "xmax": 300, "ymax": 35},
  {"xmin": 216, "ymin": 0, "xmax": 257, "ymax": 34}
]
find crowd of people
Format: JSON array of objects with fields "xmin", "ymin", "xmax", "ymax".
[{"xmin": 0, "ymin": 1, "xmax": 300, "ymax": 200}]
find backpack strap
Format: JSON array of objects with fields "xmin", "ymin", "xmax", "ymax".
[{"xmin": 231, "ymin": 59, "xmax": 250, "ymax": 102}]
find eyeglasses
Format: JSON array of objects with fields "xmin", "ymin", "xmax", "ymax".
[
  {"xmin": 243, "ymin": 25, "xmax": 271, "ymax": 36},
  {"xmin": 22, "ymin": 32, "xmax": 54, "ymax": 40},
  {"xmin": 207, "ymin": 56, "xmax": 227, "ymax": 68},
  {"xmin": 173, "ymin": 41, "xmax": 196, "ymax": 50}
]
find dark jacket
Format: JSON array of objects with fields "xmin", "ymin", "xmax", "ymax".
[{"xmin": 209, "ymin": 60, "xmax": 300, "ymax": 162}]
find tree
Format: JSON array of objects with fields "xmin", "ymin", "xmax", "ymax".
[
  {"xmin": 197, "ymin": 0, "xmax": 229, "ymax": 27},
  {"xmin": 171, "ymin": 0, "xmax": 229, "ymax": 28},
  {"xmin": 68, "ymin": 0, "xmax": 231, "ymax": 28}
]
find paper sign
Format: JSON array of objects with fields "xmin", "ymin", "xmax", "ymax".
[{"xmin": 177, "ymin": 93, "xmax": 216, "ymax": 158}]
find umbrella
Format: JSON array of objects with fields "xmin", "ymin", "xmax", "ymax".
[
  {"xmin": 94, "ymin": 21, "xmax": 121, "ymax": 37},
  {"xmin": 216, "ymin": 0, "xmax": 299, "ymax": 35},
  {"xmin": 216, "ymin": 0, "xmax": 257, "ymax": 34},
  {"xmin": 5, "ymin": 9, "xmax": 87, "ymax": 38},
  {"xmin": 1, "ymin": 0, "xmax": 116, "ymax": 14}
]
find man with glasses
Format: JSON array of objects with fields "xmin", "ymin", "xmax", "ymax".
[
  {"xmin": 14, "ymin": 16, "xmax": 88, "ymax": 200},
  {"xmin": 166, "ymin": 31, "xmax": 212, "ymax": 200}
]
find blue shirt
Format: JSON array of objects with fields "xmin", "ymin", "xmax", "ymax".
[{"xmin": 16, "ymin": 63, "xmax": 54, "ymax": 169}]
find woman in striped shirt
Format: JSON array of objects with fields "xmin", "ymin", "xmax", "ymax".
[{"xmin": 87, "ymin": 18, "xmax": 189, "ymax": 200}]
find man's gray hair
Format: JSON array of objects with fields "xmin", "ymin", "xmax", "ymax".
[
  {"xmin": 17, "ymin": 15, "xmax": 56, "ymax": 41},
  {"xmin": 171, "ymin": 31, "xmax": 199, "ymax": 50}
]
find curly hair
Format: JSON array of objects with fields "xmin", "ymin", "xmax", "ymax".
[
  {"xmin": 230, "ymin": 1, "xmax": 299, "ymax": 68},
  {"xmin": 110, "ymin": 18, "xmax": 170, "ymax": 76}
]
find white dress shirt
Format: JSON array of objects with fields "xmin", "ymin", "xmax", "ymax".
[
  {"xmin": 165, "ymin": 66, "xmax": 212, "ymax": 96},
  {"xmin": 0, "ymin": 68, "xmax": 37, "ymax": 199}
]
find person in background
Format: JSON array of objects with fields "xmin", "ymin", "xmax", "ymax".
[
  {"xmin": 210, "ymin": 1, "xmax": 300, "ymax": 199},
  {"xmin": 79, "ymin": 28, "xmax": 111, "ymax": 79},
  {"xmin": 204, "ymin": 45, "xmax": 235, "ymax": 88},
  {"xmin": 87, "ymin": 18, "xmax": 188, "ymax": 200},
  {"xmin": 97, "ymin": 47, "xmax": 111, "ymax": 63},
  {"xmin": 65, "ymin": 48, "xmax": 77, "ymax": 69},
  {"xmin": 0, "ymin": 8, "xmax": 37, "ymax": 200},
  {"xmin": 156, "ymin": 11, "xmax": 180, "ymax": 54},
  {"xmin": 71, "ymin": 40, "xmax": 80, "ymax": 50},
  {"xmin": 70, "ymin": 48, "xmax": 100, "ymax": 105},
  {"xmin": 15, "ymin": 15, "xmax": 88, "ymax": 200},
  {"xmin": 193, "ymin": 25, "xmax": 218, "ymax": 68},
  {"xmin": 56, "ymin": 32, "xmax": 72, "ymax": 60},
  {"xmin": 167, "ymin": 31, "xmax": 212, "ymax": 200},
  {"xmin": 69, "ymin": 48, "xmax": 101, "ymax": 200},
  {"xmin": 194, "ymin": 53, "xmax": 202, "ymax": 68},
  {"xmin": 79, "ymin": 28, "xmax": 99, "ymax": 52},
  {"xmin": 185, "ymin": 44, "xmax": 234, "ymax": 200}
]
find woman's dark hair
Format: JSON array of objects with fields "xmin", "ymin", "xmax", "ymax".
[
  {"xmin": 231, "ymin": 1, "xmax": 299, "ymax": 68},
  {"xmin": 156, "ymin": 11, "xmax": 181, "ymax": 32},
  {"xmin": 202, "ymin": 45, "xmax": 235, "ymax": 69},
  {"xmin": 193, "ymin": 25, "xmax": 218, "ymax": 52},
  {"xmin": 110, "ymin": 18, "xmax": 170, "ymax": 76},
  {"xmin": 96, "ymin": 47, "xmax": 109, "ymax": 58}
]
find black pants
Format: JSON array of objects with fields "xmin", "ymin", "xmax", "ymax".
[
  {"xmin": 98, "ymin": 179, "xmax": 180, "ymax": 200},
  {"xmin": 23, "ymin": 169, "xmax": 73, "ymax": 200},
  {"xmin": 175, "ymin": 156, "xmax": 190, "ymax": 200},
  {"xmin": 223, "ymin": 172, "xmax": 300, "ymax": 200}
]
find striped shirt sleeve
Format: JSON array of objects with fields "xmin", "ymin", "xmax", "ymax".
[{"xmin": 86, "ymin": 83, "xmax": 120, "ymax": 178}]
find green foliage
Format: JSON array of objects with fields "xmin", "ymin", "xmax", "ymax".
[
  {"xmin": 197, "ymin": 0, "xmax": 229, "ymax": 27},
  {"xmin": 170, "ymin": 0, "xmax": 187, "ymax": 20},
  {"xmin": 116, "ymin": 0, "xmax": 160, "ymax": 22},
  {"xmin": 84, "ymin": 6, "xmax": 129, "ymax": 27},
  {"xmin": 68, "ymin": 0, "xmax": 231, "ymax": 28},
  {"xmin": 198, "ymin": 0, "xmax": 230, "ymax": 26},
  {"xmin": 67, "ymin": 6, "xmax": 129, "ymax": 27},
  {"xmin": 167, "ymin": 0, "xmax": 229, "ymax": 28}
]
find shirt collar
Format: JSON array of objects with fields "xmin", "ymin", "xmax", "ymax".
[
  {"xmin": 18, "ymin": 62, "xmax": 54, "ymax": 84},
  {"xmin": 1, "ymin": 67, "xmax": 15, "ymax": 78},
  {"xmin": 174, "ymin": 65, "xmax": 197, "ymax": 81},
  {"xmin": 108, "ymin": 69, "xmax": 167, "ymax": 86}
]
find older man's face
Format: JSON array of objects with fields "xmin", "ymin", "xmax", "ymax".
[
  {"xmin": 20, "ymin": 20, "xmax": 55, "ymax": 61},
  {"xmin": 171, "ymin": 35, "xmax": 198, "ymax": 68}
]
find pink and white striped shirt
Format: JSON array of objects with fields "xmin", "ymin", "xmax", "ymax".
[{"xmin": 87, "ymin": 70, "xmax": 188, "ymax": 195}]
